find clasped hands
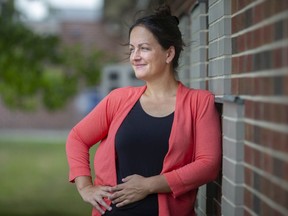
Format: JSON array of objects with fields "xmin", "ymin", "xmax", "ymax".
[{"xmin": 79, "ymin": 174, "xmax": 150, "ymax": 215}]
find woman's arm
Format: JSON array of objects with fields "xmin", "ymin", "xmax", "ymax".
[
  {"xmin": 66, "ymin": 94, "xmax": 113, "ymax": 182},
  {"xmin": 66, "ymin": 95, "xmax": 115, "ymax": 213},
  {"xmin": 75, "ymin": 176, "xmax": 113, "ymax": 215},
  {"xmin": 109, "ymin": 174, "xmax": 171, "ymax": 207},
  {"xmin": 164, "ymin": 93, "xmax": 221, "ymax": 197}
]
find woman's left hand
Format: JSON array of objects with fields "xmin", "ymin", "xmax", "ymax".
[{"xmin": 109, "ymin": 174, "xmax": 150, "ymax": 207}]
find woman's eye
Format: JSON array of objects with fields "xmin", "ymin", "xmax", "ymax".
[{"xmin": 141, "ymin": 47, "xmax": 149, "ymax": 51}]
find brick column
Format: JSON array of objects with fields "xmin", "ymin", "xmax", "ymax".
[
  {"xmin": 190, "ymin": 1, "xmax": 208, "ymax": 89},
  {"xmin": 222, "ymin": 98, "xmax": 245, "ymax": 216},
  {"xmin": 208, "ymin": 0, "xmax": 231, "ymax": 95}
]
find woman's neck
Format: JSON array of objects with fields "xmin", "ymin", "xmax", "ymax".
[{"xmin": 144, "ymin": 76, "xmax": 179, "ymax": 99}]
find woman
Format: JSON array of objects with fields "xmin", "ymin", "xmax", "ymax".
[{"xmin": 66, "ymin": 4, "xmax": 221, "ymax": 216}]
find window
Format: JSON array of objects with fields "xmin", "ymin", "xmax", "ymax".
[{"xmin": 109, "ymin": 72, "xmax": 119, "ymax": 80}]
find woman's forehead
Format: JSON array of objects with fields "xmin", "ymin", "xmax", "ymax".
[{"xmin": 129, "ymin": 26, "xmax": 158, "ymax": 44}]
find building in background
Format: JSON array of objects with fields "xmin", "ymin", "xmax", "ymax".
[
  {"xmin": 100, "ymin": 64, "xmax": 144, "ymax": 96},
  {"xmin": 0, "ymin": 4, "xmax": 126, "ymax": 130}
]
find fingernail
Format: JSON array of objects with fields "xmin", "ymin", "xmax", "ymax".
[{"xmin": 108, "ymin": 207, "xmax": 112, "ymax": 211}]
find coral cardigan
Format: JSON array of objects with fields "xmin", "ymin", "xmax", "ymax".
[{"xmin": 66, "ymin": 82, "xmax": 221, "ymax": 216}]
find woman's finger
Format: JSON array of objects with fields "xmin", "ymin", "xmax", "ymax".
[
  {"xmin": 91, "ymin": 199, "xmax": 105, "ymax": 215},
  {"xmin": 96, "ymin": 197, "xmax": 112, "ymax": 211},
  {"xmin": 116, "ymin": 199, "xmax": 130, "ymax": 208},
  {"xmin": 111, "ymin": 193, "xmax": 126, "ymax": 204}
]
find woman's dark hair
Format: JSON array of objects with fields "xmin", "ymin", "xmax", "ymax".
[{"xmin": 129, "ymin": 4, "xmax": 184, "ymax": 70}]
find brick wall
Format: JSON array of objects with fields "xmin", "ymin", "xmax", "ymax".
[
  {"xmin": 177, "ymin": 0, "xmax": 288, "ymax": 215},
  {"xmin": 231, "ymin": 0, "xmax": 288, "ymax": 215}
]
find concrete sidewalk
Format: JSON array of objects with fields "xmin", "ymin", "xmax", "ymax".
[{"xmin": 0, "ymin": 129, "xmax": 70, "ymax": 143}]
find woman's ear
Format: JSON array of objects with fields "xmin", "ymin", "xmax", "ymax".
[{"xmin": 166, "ymin": 46, "xmax": 175, "ymax": 64}]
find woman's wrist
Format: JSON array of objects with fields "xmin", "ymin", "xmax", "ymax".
[
  {"xmin": 75, "ymin": 176, "xmax": 93, "ymax": 191},
  {"xmin": 147, "ymin": 175, "xmax": 171, "ymax": 194}
]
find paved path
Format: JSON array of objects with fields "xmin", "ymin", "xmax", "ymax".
[{"xmin": 0, "ymin": 129, "xmax": 69, "ymax": 143}]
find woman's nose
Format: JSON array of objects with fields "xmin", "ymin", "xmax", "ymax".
[{"xmin": 131, "ymin": 49, "xmax": 141, "ymax": 60}]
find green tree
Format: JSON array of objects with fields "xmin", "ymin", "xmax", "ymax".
[{"xmin": 0, "ymin": 0, "xmax": 103, "ymax": 111}]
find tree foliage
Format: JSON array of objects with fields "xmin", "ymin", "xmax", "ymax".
[{"xmin": 0, "ymin": 0, "xmax": 104, "ymax": 111}]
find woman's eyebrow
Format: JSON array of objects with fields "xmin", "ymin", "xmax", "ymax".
[{"xmin": 129, "ymin": 43, "xmax": 150, "ymax": 47}]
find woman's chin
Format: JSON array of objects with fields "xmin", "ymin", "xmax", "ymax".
[{"xmin": 134, "ymin": 73, "xmax": 146, "ymax": 80}]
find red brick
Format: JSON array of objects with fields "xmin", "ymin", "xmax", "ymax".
[
  {"xmin": 263, "ymin": 0, "xmax": 274, "ymax": 19},
  {"xmin": 267, "ymin": 129, "xmax": 288, "ymax": 153},
  {"xmin": 244, "ymin": 188, "xmax": 253, "ymax": 209},
  {"xmin": 272, "ymin": 208, "xmax": 286, "ymax": 216},
  {"xmin": 253, "ymin": 149, "xmax": 262, "ymax": 168},
  {"xmin": 261, "ymin": 202, "xmax": 273, "ymax": 216},
  {"xmin": 238, "ymin": 77, "xmax": 246, "ymax": 94},
  {"xmin": 245, "ymin": 101, "xmax": 254, "ymax": 119},
  {"xmin": 262, "ymin": 152, "xmax": 273, "ymax": 174},
  {"xmin": 246, "ymin": 31, "xmax": 253, "ymax": 50},
  {"xmin": 245, "ymin": 54, "xmax": 253, "ymax": 72},
  {"xmin": 253, "ymin": 3, "xmax": 264, "ymax": 24},
  {"xmin": 273, "ymin": 48, "xmax": 283, "ymax": 68},
  {"xmin": 231, "ymin": 78, "xmax": 240, "ymax": 95},
  {"xmin": 273, "ymin": 180, "xmax": 288, "ymax": 206},
  {"xmin": 270, "ymin": 0, "xmax": 288, "ymax": 14},
  {"xmin": 262, "ymin": 24, "xmax": 273, "ymax": 44},
  {"xmin": 252, "ymin": 77, "xmax": 260, "ymax": 95},
  {"xmin": 263, "ymin": 103, "xmax": 288, "ymax": 124},
  {"xmin": 261, "ymin": 127, "xmax": 273, "ymax": 148},
  {"xmin": 244, "ymin": 144, "xmax": 254, "ymax": 165},
  {"xmin": 232, "ymin": 15, "xmax": 241, "ymax": 34},
  {"xmin": 283, "ymin": 47, "xmax": 288, "ymax": 67},
  {"xmin": 254, "ymin": 172, "xmax": 288, "ymax": 215},
  {"xmin": 253, "ymin": 28, "xmax": 262, "ymax": 48},
  {"xmin": 237, "ymin": 0, "xmax": 244, "ymax": 9},
  {"xmin": 254, "ymin": 77, "xmax": 274, "ymax": 95},
  {"xmin": 232, "ymin": 56, "xmax": 239, "ymax": 74},
  {"xmin": 284, "ymin": 161, "xmax": 288, "ymax": 181},
  {"xmin": 238, "ymin": 56, "xmax": 244, "ymax": 73},
  {"xmin": 283, "ymin": 18, "xmax": 288, "ymax": 39},
  {"xmin": 244, "ymin": 122, "xmax": 287, "ymax": 154},
  {"xmin": 247, "ymin": 77, "xmax": 254, "ymax": 95},
  {"xmin": 238, "ymin": 34, "xmax": 246, "ymax": 52},
  {"xmin": 245, "ymin": 167, "xmax": 253, "ymax": 186},
  {"xmin": 261, "ymin": 176, "xmax": 273, "ymax": 199},
  {"xmin": 254, "ymin": 102, "xmax": 262, "ymax": 120},
  {"xmin": 245, "ymin": 123, "xmax": 254, "ymax": 142},
  {"xmin": 243, "ymin": 77, "xmax": 253, "ymax": 94},
  {"xmin": 244, "ymin": 209, "xmax": 252, "ymax": 216},
  {"xmin": 231, "ymin": 0, "xmax": 238, "ymax": 14}
]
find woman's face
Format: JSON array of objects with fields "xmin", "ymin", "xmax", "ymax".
[{"xmin": 129, "ymin": 26, "xmax": 171, "ymax": 81}]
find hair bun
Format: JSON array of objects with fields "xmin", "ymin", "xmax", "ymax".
[
  {"xmin": 154, "ymin": 4, "xmax": 172, "ymax": 17},
  {"xmin": 154, "ymin": 4, "xmax": 179, "ymax": 25},
  {"xmin": 173, "ymin": 16, "xmax": 179, "ymax": 25}
]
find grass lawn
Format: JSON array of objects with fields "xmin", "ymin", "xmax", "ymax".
[{"xmin": 0, "ymin": 137, "xmax": 97, "ymax": 216}]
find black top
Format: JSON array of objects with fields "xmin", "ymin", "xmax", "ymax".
[{"xmin": 104, "ymin": 100, "xmax": 174, "ymax": 216}]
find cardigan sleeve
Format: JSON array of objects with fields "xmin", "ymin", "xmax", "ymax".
[
  {"xmin": 66, "ymin": 93, "xmax": 115, "ymax": 182},
  {"xmin": 163, "ymin": 93, "xmax": 221, "ymax": 197}
]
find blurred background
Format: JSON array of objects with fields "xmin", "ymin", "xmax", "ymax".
[
  {"xmin": 1, "ymin": 0, "xmax": 288, "ymax": 216},
  {"xmin": 0, "ymin": 0, "xmax": 153, "ymax": 215}
]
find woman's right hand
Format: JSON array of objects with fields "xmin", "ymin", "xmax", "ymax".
[{"xmin": 75, "ymin": 176, "xmax": 112, "ymax": 215}]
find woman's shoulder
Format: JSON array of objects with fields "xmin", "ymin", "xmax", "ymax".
[
  {"xmin": 109, "ymin": 85, "xmax": 145, "ymax": 96},
  {"xmin": 178, "ymin": 83, "xmax": 216, "ymax": 112},
  {"xmin": 105, "ymin": 86, "xmax": 146, "ymax": 103},
  {"xmin": 179, "ymin": 83, "xmax": 214, "ymax": 98}
]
